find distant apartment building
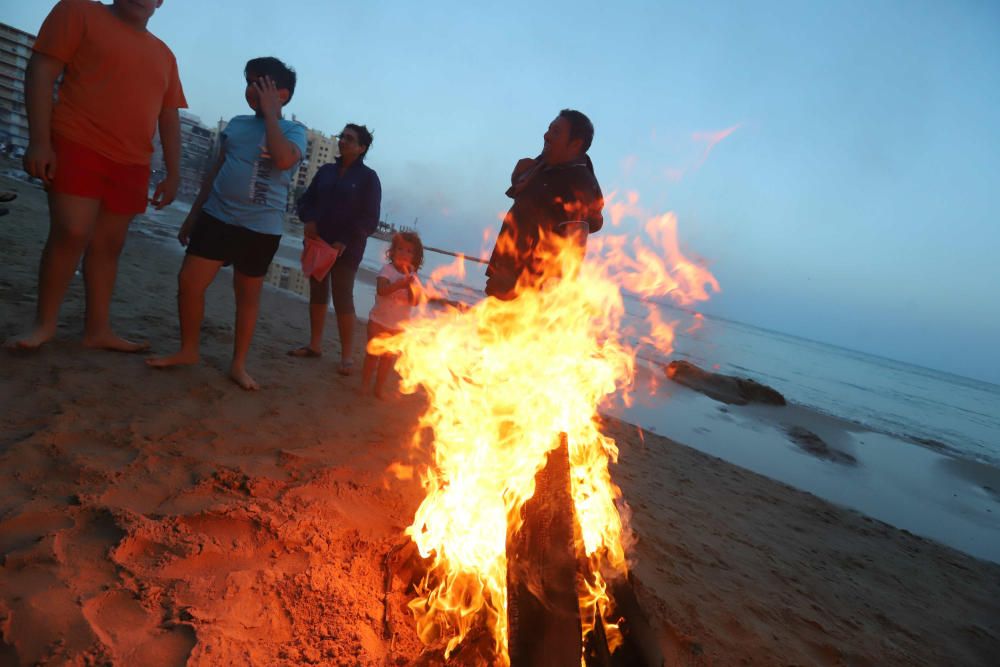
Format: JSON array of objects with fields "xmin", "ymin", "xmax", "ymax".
[
  {"xmin": 177, "ymin": 111, "xmax": 213, "ymax": 199},
  {"xmin": 0, "ymin": 22, "xmax": 35, "ymax": 150},
  {"xmin": 150, "ymin": 111, "xmax": 214, "ymax": 201},
  {"xmin": 294, "ymin": 127, "xmax": 338, "ymax": 192},
  {"xmin": 287, "ymin": 126, "xmax": 338, "ymax": 218},
  {"xmin": 264, "ymin": 261, "xmax": 309, "ymax": 299}
]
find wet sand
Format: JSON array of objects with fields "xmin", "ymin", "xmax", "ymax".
[{"xmin": 1, "ymin": 171, "xmax": 998, "ymax": 665}]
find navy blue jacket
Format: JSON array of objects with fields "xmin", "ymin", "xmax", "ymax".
[{"xmin": 297, "ymin": 158, "xmax": 382, "ymax": 269}]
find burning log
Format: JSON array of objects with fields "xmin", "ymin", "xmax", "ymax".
[
  {"xmin": 506, "ymin": 435, "xmax": 665, "ymax": 667},
  {"xmin": 506, "ymin": 435, "xmax": 583, "ymax": 666},
  {"xmin": 604, "ymin": 576, "xmax": 665, "ymax": 667}
]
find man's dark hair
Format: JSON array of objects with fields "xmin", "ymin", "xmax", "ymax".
[
  {"xmin": 344, "ymin": 123, "xmax": 374, "ymax": 155},
  {"xmin": 245, "ymin": 57, "xmax": 297, "ymax": 104},
  {"xmin": 558, "ymin": 109, "xmax": 594, "ymax": 153}
]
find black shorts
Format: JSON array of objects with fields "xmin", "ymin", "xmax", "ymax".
[{"xmin": 186, "ymin": 211, "xmax": 281, "ymax": 278}]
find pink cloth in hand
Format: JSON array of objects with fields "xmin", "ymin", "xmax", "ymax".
[{"xmin": 301, "ymin": 236, "xmax": 341, "ymax": 280}]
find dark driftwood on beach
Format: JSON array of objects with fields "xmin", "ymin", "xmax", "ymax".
[
  {"xmin": 785, "ymin": 426, "xmax": 857, "ymax": 465},
  {"xmin": 665, "ymin": 360, "xmax": 786, "ymax": 406}
]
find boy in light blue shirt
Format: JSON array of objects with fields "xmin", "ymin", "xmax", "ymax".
[{"xmin": 149, "ymin": 57, "xmax": 307, "ymax": 390}]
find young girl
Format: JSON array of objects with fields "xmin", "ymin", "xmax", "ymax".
[{"xmin": 362, "ymin": 232, "xmax": 424, "ymax": 398}]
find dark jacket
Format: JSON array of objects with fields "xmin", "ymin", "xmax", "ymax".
[
  {"xmin": 297, "ymin": 158, "xmax": 382, "ymax": 269},
  {"xmin": 485, "ymin": 156, "xmax": 604, "ymax": 299}
]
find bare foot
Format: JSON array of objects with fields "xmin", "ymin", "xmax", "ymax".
[
  {"xmin": 83, "ymin": 332, "xmax": 150, "ymax": 353},
  {"xmin": 4, "ymin": 327, "xmax": 56, "ymax": 352},
  {"xmin": 146, "ymin": 351, "xmax": 199, "ymax": 368},
  {"xmin": 229, "ymin": 365, "xmax": 260, "ymax": 391}
]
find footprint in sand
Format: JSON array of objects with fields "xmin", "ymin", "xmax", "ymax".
[{"xmin": 82, "ymin": 589, "xmax": 196, "ymax": 666}]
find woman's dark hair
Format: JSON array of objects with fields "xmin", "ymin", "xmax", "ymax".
[
  {"xmin": 558, "ymin": 108, "xmax": 594, "ymax": 153},
  {"xmin": 245, "ymin": 57, "xmax": 297, "ymax": 103},
  {"xmin": 343, "ymin": 123, "xmax": 374, "ymax": 155},
  {"xmin": 387, "ymin": 231, "xmax": 424, "ymax": 271}
]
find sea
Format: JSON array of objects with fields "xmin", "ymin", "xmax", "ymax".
[{"xmin": 138, "ymin": 203, "xmax": 1000, "ymax": 472}]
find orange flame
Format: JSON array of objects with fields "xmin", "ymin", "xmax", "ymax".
[{"xmin": 373, "ymin": 199, "xmax": 718, "ymax": 662}]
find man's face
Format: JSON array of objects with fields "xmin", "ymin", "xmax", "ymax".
[
  {"xmin": 113, "ymin": 0, "xmax": 163, "ymax": 23},
  {"xmin": 338, "ymin": 128, "xmax": 366, "ymax": 162},
  {"xmin": 541, "ymin": 116, "xmax": 581, "ymax": 165}
]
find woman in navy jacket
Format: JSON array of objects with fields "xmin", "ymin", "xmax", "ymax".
[{"xmin": 289, "ymin": 123, "xmax": 381, "ymax": 374}]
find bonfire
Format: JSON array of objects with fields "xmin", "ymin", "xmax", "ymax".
[{"xmin": 374, "ymin": 194, "xmax": 719, "ymax": 665}]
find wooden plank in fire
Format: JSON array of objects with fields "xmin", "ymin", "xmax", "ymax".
[{"xmin": 506, "ymin": 434, "xmax": 583, "ymax": 667}]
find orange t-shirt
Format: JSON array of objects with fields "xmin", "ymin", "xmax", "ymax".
[{"xmin": 33, "ymin": 0, "xmax": 187, "ymax": 166}]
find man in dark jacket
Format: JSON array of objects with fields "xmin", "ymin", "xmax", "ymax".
[{"xmin": 485, "ymin": 109, "xmax": 604, "ymax": 300}]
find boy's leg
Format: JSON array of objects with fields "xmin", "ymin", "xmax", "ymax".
[
  {"xmin": 230, "ymin": 269, "xmax": 265, "ymax": 391},
  {"xmin": 5, "ymin": 192, "xmax": 100, "ymax": 350},
  {"xmin": 147, "ymin": 254, "xmax": 222, "ymax": 368},
  {"xmin": 81, "ymin": 206, "xmax": 145, "ymax": 351}
]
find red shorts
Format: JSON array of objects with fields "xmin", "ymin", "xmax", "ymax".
[{"xmin": 50, "ymin": 135, "xmax": 150, "ymax": 215}]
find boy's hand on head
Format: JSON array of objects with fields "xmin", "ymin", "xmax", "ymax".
[
  {"xmin": 23, "ymin": 143, "xmax": 57, "ymax": 186},
  {"xmin": 253, "ymin": 76, "xmax": 283, "ymax": 120},
  {"xmin": 151, "ymin": 173, "xmax": 179, "ymax": 210}
]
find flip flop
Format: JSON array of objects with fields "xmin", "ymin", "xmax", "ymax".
[
  {"xmin": 288, "ymin": 346, "xmax": 322, "ymax": 358},
  {"xmin": 337, "ymin": 358, "xmax": 355, "ymax": 376},
  {"xmin": 0, "ymin": 192, "xmax": 17, "ymax": 203}
]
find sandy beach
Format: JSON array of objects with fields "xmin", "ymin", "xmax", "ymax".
[{"xmin": 2, "ymin": 170, "xmax": 999, "ymax": 666}]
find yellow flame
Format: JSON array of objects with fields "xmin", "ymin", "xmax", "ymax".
[{"xmin": 374, "ymin": 198, "xmax": 718, "ymax": 662}]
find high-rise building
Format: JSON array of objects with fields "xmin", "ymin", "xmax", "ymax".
[
  {"xmin": 149, "ymin": 111, "xmax": 215, "ymax": 201},
  {"xmin": 177, "ymin": 111, "xmax": 213, "ymax": 199},
  {"xmin": 264, "ymin": 261, "xmax": 309, "ymax": 299},
  {"xmin": 0, "ymin": 22, "xmax": 35, "ymax": 150},
  {"xmin": 295, "ymin": 128, "xmax": 338, "ymax": 191},
  {"xmin": 287, "ymin": 126, "xmax": 338, "ymax": 217}
]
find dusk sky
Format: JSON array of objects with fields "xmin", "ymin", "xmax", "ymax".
[{"xmin": 4, "ymin": 1, "xmax": 998, "ymax": 384}]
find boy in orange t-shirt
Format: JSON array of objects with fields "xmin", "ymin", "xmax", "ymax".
[{"xmin": 6, "ymin": 0, "xmax": 187, "ymax": 352}]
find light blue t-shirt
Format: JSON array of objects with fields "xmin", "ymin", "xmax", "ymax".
[{"xmin": 202, "ymin": 115, "xmax": 307, "ymax": 236}]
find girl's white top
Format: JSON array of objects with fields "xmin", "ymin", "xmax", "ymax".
[{"xmin": 368, "ymin": 263, "xmax": 414, "ymax": 330}]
